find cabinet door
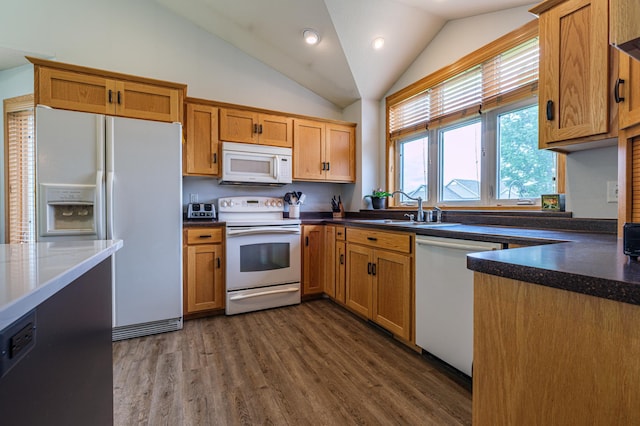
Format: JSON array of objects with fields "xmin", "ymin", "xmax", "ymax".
[
  {"xmin": 293, "ymin": 119, "xmax": 325, "ymax": 180},
  {"xmin": 325, "ymin": 123, "xmax": 355, "ymax": 182},
  {"xmin": 324, "ymin": 226, "xmax": 336, "ymax": 298},
  {"xmin": 302, "ymin": 225, "xmax": 325, "ymax": 295},
  {"xmin": 185, "ymin": 103, "xmax": 219, "ymax": 176},
  {"xmin": 219, "ymin": 108, "xmax": 258, "ymax": 143},
  {"xmin": 259, "ymin": 114, "xmax": 293, "ymax": 147},
  {"xmin": 538, "ymin": 0, "xmax": 610, "ymax": 146},
  {"xmin": 37, "ymin": 67, "xmax": 116, "ymax": 115},
  {"xmin": 618, "ymin": 53, "xmax": 640, "ymax": 129},
  {"xmin": 346, "ymin": 244, "xmax": 372, "ymax": 317},
  {"xmin": 186, "ymin": 244, "xmax": 224, "ymax": 313},
  {"xmin": 372, "ymin": 250, "xmax": 412, "ymax": 340},
  {"xmin": 335, "ymin": 241, "xmax": 347, "ymax": 304},
  {"xmin": 115, "ymin": 81, "xmax": 181, "ymax": 123}
]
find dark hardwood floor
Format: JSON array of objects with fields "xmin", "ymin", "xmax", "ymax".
[{"xmin": 113, "ymin": 299, "xmax": 472, "ymax": 425}]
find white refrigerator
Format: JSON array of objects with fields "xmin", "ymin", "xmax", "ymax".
[{"xmin": 35, "ymin": 106, "xmax": 183, "ymax": 341}]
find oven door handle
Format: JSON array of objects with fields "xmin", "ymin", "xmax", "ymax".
[
  {"xmin": 227, "ymin": 227, "xmax": 301, "ymax": 237},
  {"xmin": 230, "ymin": 287, "xmax": 300, "ymax": 301}
]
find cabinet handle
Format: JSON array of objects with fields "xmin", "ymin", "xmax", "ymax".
[
  {"xmin": 321, "ymin": 162, "xmax": 326, "ymax": 171},
  {"xmin": 326, "ymin": 162, "xmax": 330, "ymax": 171},
  {"xmin": 337, "ymin": 232, "xmax": 343, "ymax": 237},
  {"xmin": 253, "ymin": 124, "xmax": 258, "ymax": 134},
  {"xmin": 367, "ymin": 262, "xmax": 372, "ymax": 275},
  {"xmin": 615, "ymin": 78, "xmax": 625, "ymax": 103},
  {"xmin": 545, "ymin": 100, "xmax": 554, "ymax": 121},
  {"xmin": 198, "ymin": 234, "xmax": 212, "ymax": 239},
  {"xmin": 217, "ymin": 257, "xmax": 221, "ymax": 268},
  {"xmin": 367, "ymin": 237, "xmax": 377, "ymax": 242},
  {"xmin": 117, "ymin": 91, "xmax": 122, "ymax": 105},
  {"xmin": 259, "ymin": 124, "xmax": 263, "ymax": 134},
  {"xmin": 212, "ymin": 153, "xmax": 217, "ymax": 164},
  {"xmin": 372, "ymin": 263, "xmax": 376, "ymax": 276},
  {"xmin": 305, "ymin": 236, "xmax": 309, "ymax": 246},
  {"xmin": 340, "ymin": 254, "xmax": 344, "ymax": 265},
  {"xmin": 108, "ymin": 89, "xmax": 113, "ymax": 104}
]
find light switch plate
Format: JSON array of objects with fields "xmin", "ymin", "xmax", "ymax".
[
  {"xmin": 190, "ymin": 193, "xmax": 198, "ymax": 203},
  {"xmin": 607, "ymin": 181, "xmax": 618, "ymax": 203}
]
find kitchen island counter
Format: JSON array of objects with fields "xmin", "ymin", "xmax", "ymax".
[{"xmin": 0, "ymin": 239, "xmax": 123, "ymax": 331}]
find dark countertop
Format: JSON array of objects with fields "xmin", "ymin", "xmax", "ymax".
[
  {"xmin": 181, "ymin": 214, "xmax": 640, "ymax": 306},
  {"xmin": 326, "ymin": 219, "xmax": 640, "ymax": 307}
]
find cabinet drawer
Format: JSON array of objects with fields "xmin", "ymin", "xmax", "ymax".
[
  {"xmin": 186, "ymin": 227, "xmax": 222, "ymax": 244},
  {"xmin": 335, "ymin": 226, "xmax": 346, "ymax": 241},
  {"xmin": 346, "ymin": 228, "xmax": 411, "ymax": 253}
]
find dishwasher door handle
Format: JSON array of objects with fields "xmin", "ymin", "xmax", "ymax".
[{"xmin": 416, "ymin": 237, "xmax": 501, "ymax": 252}]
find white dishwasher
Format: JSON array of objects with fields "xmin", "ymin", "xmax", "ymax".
[{"xmin": 415, "ymin": 235, "xmax": 501, "ymax": 376}]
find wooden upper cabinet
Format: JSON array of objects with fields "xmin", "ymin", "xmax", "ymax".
[
  {"xmin": 184, "ymin": 101, "xmax": 219, "ymax": 176},
  {"xmin": 115, "ymin": 80, "xmax": 180, "ymax": 122},
  {"xmin": 326, "ymin": 123, "xmax": 356, "ymax": 182},
  {"xmin": 293, "ymin": 119, "xmax": 355, "ymax": 182},
  {"xmin": 617, "ymin": 53, "xmax": 640, "ymax": 129},
  {"xmin": 30, "ymin": 56, "xmax": 185, "ymax": 123},
  {"xmin": 294, "ymin": 119, "xmax": 325, "ymax": 180},
  {"xmin": 610, "ymin": 0, "xmax": 640, "ymax": 58},
  {"xmin": 219, "ymin": 108, "xmax": 293, "ymax": 147},
  {"xmin": 533, "ymin": 0, "xmax": 614, "ymax": 149}
]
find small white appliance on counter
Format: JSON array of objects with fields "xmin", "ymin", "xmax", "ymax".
[
  {"xmin": 218, "ymin": 196, "xmax": 301, "ymax": 315},
  {"xmin": 187, "ymin": 202, "xmax": 216, "ymax": 219},
  {"xmin": 415, "ymin": 235, "xmax": 502, "ymax": 376},
  {"xmin": 220, "ymin": 141, "xmax": 292, "ymax": 185},
  {"xmin": 36, "ymin": 106, "xmax": 183, "ymax": 341}
]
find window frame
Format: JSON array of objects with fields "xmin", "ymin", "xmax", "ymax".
[{"xmin": 385, "ymin": 20, "xmax": 566, "ymax": 209}]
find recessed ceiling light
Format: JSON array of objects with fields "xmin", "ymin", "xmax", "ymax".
[
  {"xmin": 303, "ymin": 29, "xmax": 320, "ymax": 45},
  {"xmin": 373, "ymin": 37, "xmax": 385, "ymax": 50}
]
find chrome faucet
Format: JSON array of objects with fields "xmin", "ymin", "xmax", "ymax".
[
  {"xmin": 432, "ymin": 205, "xmax": 442, "ymax": 223},
  {"xmin": 392, "ymin": 191, "xmax": 424, "ymax": 221}
]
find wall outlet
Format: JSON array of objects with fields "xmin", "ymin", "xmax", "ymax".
[
  {"xmin": 607, "ymin": 181, "xmax": 618, "ymax": 203},
  {"xmin": 189, "ymin": 193, "xmax": 198, "ymax": 203}
]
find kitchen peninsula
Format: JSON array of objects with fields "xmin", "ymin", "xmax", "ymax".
[
  {"xmin": 0, "ymin": 240, "xmax": 122, "ymax": 426},
  {"xmin": 468, "ymin": 237, "xmax": 640, "ymax": 425}
]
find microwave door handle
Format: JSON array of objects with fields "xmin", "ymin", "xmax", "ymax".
[
  {"xmin": 273, "ymin": 156, "xmax": 279, "ymax": 180},
  {"xmin": 227, "ymin": 227, "xmax": 301, "ymax": 237}
]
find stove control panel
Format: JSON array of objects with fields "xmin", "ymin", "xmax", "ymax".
[{"xmin": 218, "ymin": 196, "xmax": 284, "ymax": 212}]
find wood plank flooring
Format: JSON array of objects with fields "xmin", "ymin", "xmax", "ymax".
[{"xmin": 113, "ymin": 299, "xmax": 472, "ymax": 425}]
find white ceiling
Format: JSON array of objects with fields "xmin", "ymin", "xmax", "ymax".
[
  {"xmin": 155, "ymin": 0, "xmax": 534, "ymax": 108},
  {"xmin": 0, "ymin": 0, "xmax": 534, "ymax": 108}
]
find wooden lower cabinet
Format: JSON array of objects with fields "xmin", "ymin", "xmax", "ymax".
[
  {"xmin": 345, "ymin": 228, "xmax": 413, "ymax": 341},
  {"xmin": 302, "ymin": 225, "xmax": 324, "ymax": 296},
  {"xmin": 324, "ymin": 225, "xmax": 336, "ymax": 298},
  {"xmin": 184, "ymin": 227, "xmax": 225, "ymax": 315},
  {"xmin": 474, "ymin": 272, "xmax": 640, "ymax": 425}
]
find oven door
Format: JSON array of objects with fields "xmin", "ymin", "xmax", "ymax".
[{"xmin": 226, "ymin": 225, "xmax": 301, "ymax": 290}]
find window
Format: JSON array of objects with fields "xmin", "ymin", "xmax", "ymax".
[
  {"xmin": 497, "ymin": 104, "xmax": 556, "ymax": 200},
  {"xmin": 387, "ymin": 21, "xmax": 561, "ymax": 207},
  {"xmin": 4, "ymin": 94, "xmax": 35, "ymax": 243},
  {"xmin": 440, "ymin": 120, "xmax": 482, "ymax": 202}
]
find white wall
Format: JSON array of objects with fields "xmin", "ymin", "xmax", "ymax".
[
  {"xmin": 0, "ymin": 64, "xmax": 34, "ymax": 242},
  {"xmin": 565, "ymin": 145, "xmax": 618, "ymax": 218}
]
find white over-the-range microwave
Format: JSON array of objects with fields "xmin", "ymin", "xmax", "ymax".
[{"xmin": 220, "ymin": 141, "xmax": 292, "ymax": 186}]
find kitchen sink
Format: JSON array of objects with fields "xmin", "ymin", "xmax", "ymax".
[{"xmin": 353, "ymin": 219, "xmax": 459, "ymax": 228}]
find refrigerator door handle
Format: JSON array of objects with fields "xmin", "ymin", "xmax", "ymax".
[
  {"xmin": 95, "ymin": 116, "xmax": 106, "ymax": 240},
  {"xmin": 106, "ymin": 171, "xmax": 115, "ymax": 239},
  {"xmin": 105, "ymin": 117, "xmax": 115, "ymax": 240}
]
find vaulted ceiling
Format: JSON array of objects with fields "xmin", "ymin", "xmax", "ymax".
[{"xmin": 154, "ymin": 0, "xmax": 534, "ymax": 108}]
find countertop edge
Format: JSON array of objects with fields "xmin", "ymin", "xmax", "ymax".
[{"xmin": 0, "ymin": 240, "xmax": 123, "ymax": 331}]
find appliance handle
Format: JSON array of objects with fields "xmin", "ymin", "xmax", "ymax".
[
  {"xmin": 227, "ymin": 227, "xmax": 301, "ymax": 237},
  {"xmin": 230, "ymin": 287, "xmax": 299, "ymax": 301},
  {"xmin": 416, "ymin": 237, "xmax": 501, "ymax": 252},
  {"xmin": 274, "ymin": 156, "xmax": 279, "ymax": 179},
  {"xmin": 106, "ymin": 171, "xmax": 115, "ymax": 239},
  {"xmin": 95, "ymin": 115, "xmax": 106, "ymax": 240}
]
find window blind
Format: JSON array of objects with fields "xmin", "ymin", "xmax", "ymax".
[
  {"xmin": 5, "ymin": 96, "xmax": 35, "ymax": 243},
  {"xmin": 389, "ymin": 36, "xmax": 539, "ymax": 138}
]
